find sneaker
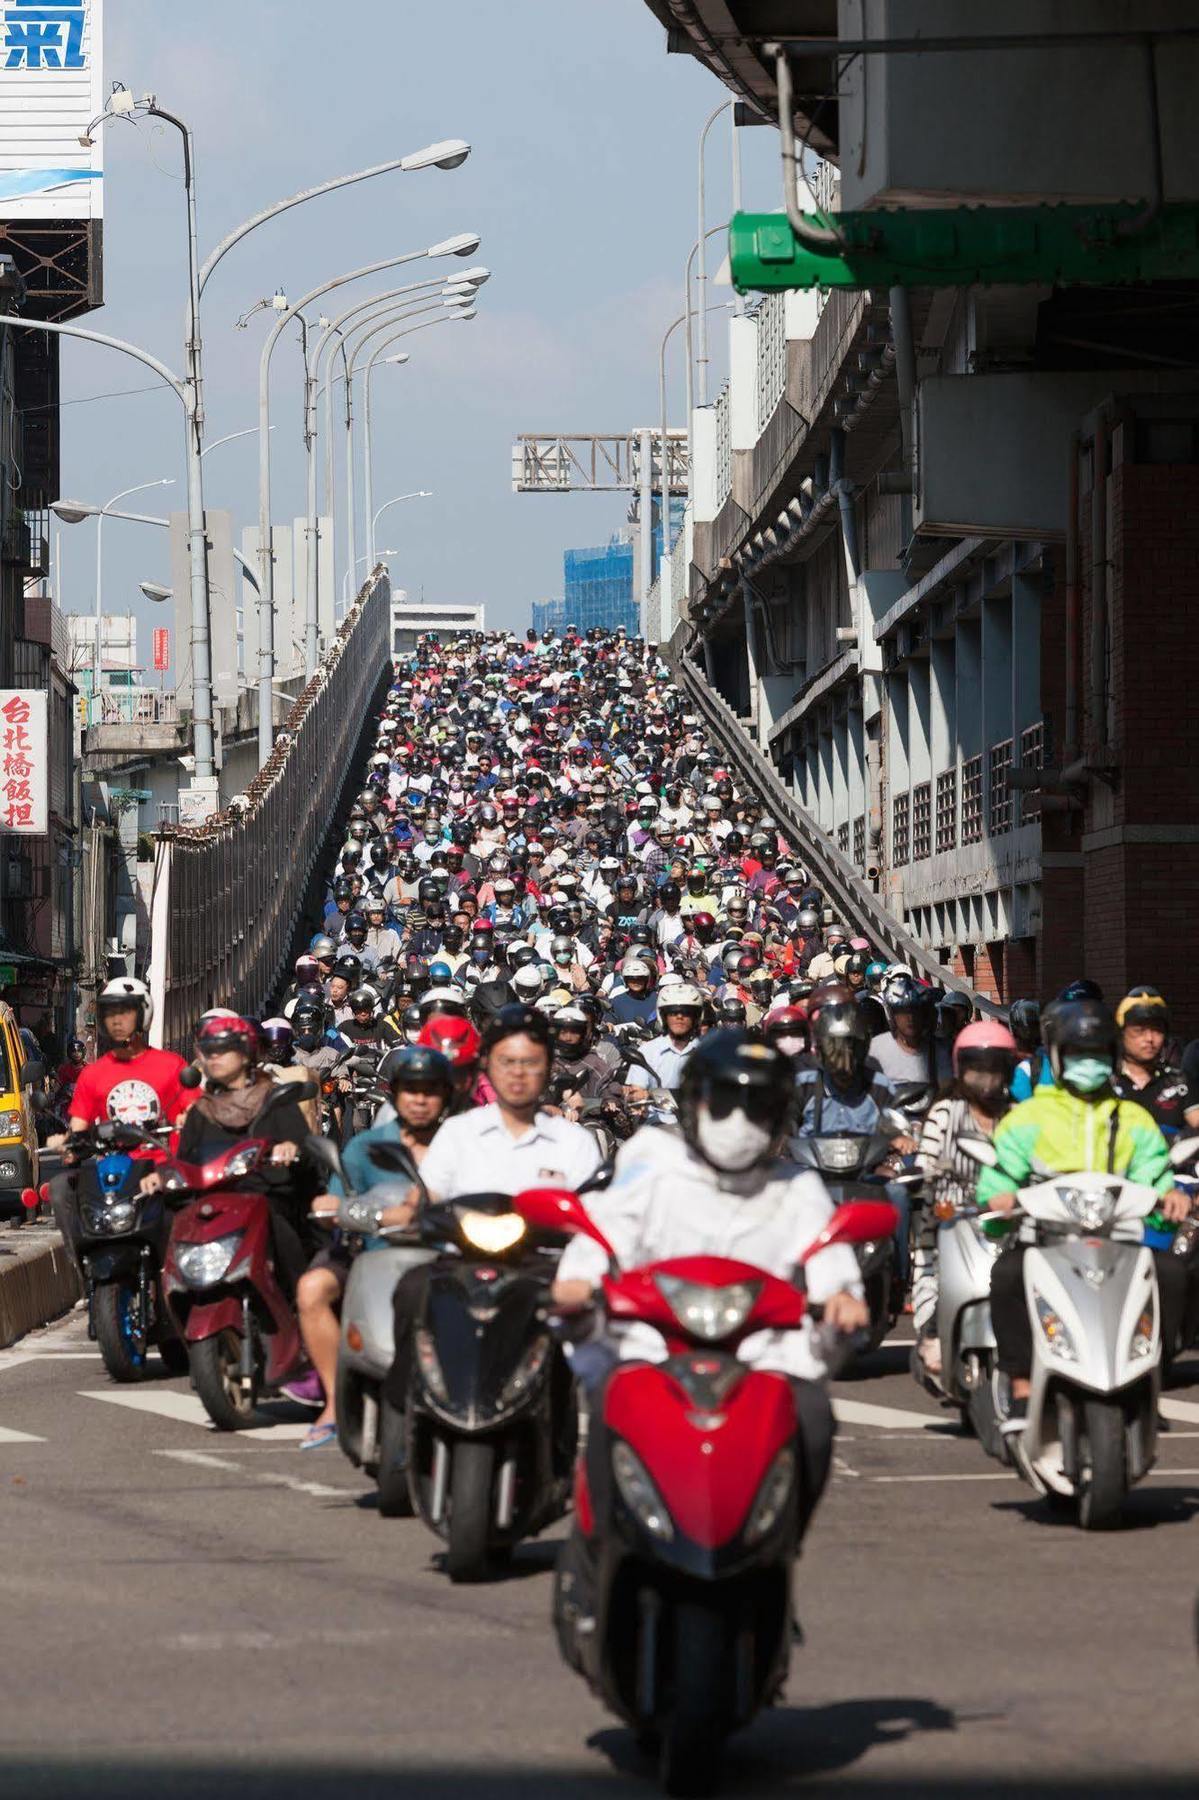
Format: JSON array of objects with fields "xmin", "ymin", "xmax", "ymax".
[{"xmin": 999, "ymin": 1395, "xmax": 1028, "ymax": 1437}]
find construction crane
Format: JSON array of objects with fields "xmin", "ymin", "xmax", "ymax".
[{"xmin": 511, "ymin": 430, "xmax": 689, "ymax": 635}]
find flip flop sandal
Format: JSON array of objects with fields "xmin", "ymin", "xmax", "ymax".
[{"xmin": 299, "ymin": 1422, "xmax": 338, "ymax": 1451}]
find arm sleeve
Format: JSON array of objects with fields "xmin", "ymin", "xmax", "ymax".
[
  {"xmin": 975, "ymin": 1109, "xmax": 1035, "ymax": 1206},
  {"xmin": 1124, "ymin": 1110, "xmax": 1173, "ymax": 1195}
]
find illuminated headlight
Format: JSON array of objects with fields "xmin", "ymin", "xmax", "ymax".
[
  {"xmin": 1034, "ymin": 1292, "xmax": 1077, "ymax": 1361},
  {"xmin": 745, "ymin": 1446, "xmax": 795, "ymax": 1545},
  {"xmin": 815, "ymin": 1137, "xmax": 863, "ymax": 1173},
  {"xmin": 1129, "ymin": 1298, "xmax": 1155, "ymax": 1360},
  {"xmin": 80, "ymin": 1198, "xmax": 137, "ymax": 1236},
  {"xmin": 161, "ymin": 1168, "xmax": 190, "ymax": 1193},
  {"xmin": 415, "ymin": 1327, "xmax": 449, "ymax": 1401},
  {"xmin": 458, "ymin": 1209, "xmax": 526, "ymax": 1254},
  {"xmin": 176, "ymin": 1233, "xmax": 242, "ymax": 1288},
  {"xmin": 221, "ymin": 1147, "xmax": 261, "ymax": 1180},
  {"xmin": 498, "ymin": 1333, "xmax": 551, "ymax": 1408},
  {"xmin": 0, "ymin": 1160, "xmax": 18, "ymax": 1182},
  {"xmin": 655, "ymin": 1273, "xmax": 761, "ymax": 1343},
  {"xmin": 612, "ymin": 1440, "xmax": 674, "ymax": 1541},
  {"xmin": 0, "ymin": 1109, "xmax": 23, "ymax": 1137},
  {"xmin": 1056, "ymin": 1185, "xmax": 1117, "ymax": 1231}
]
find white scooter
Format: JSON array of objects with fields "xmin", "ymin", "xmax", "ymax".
[
  {"xmin": 924, "ymin": 1178, "xmax": 1006, "ymax": 1457},
  {"xmin": 994, "ymin": 1170, "xmax": 1162, "ymax": 1529}
]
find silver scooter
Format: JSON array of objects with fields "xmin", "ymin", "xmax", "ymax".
[
  {"xmin": 919, "ymin": 1135, "xmax": 1005, "ymax": 1456},
  {"xmin": 997, "ymin": 1170, "xmax": 1162, "ymax": 1529}
]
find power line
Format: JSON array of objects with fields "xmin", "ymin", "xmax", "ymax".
[{"xmin": 18, "ymin": 382, "xmax": 163, "ymax": 415}]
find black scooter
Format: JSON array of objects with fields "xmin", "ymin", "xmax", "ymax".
[
  {"xmin": 379, "ymin": 1152, "xmax": 576, "ymax": 1583},
  {"xmin": 54, "ymin": 1122, "xmax": 187, "ymax": 1381}
]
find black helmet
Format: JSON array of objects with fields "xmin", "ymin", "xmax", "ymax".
[
  {"xmin": 1043, "ymin": 999, "xmax": 1118, "ymax": 1088},
  {"xmin": 344, "ymin": 910, "xmax": 368, "ymax": 938},
  {"xmin": 717, "ymin": 993, "xmax": 747, "ymax": 1026},
  {"xmin": 482, "ymin": 1002, "xmax": 551, "ymax": 1056},
  {"xmin": 658, "ymin": 880, "xmax": 681, "ymax": 912},
  {"xmin": 678, "ymin": 1029, "xmax": 793, "ymax": 1172},
  {"xmin": 348, "ymin": 986, "xmax": 377, "ymax": 1015},
  {"xmin": 381, "ymin": 1043, "xmax": 453, "ymax": 1094},
  {"xmin": 418, "ymin": 877, "xmax": 441, "ymax": 906},
  {"xmin": 332, "ymin": 955, "xmax": 362, "ymax": 984},
  {"xmin": 291, "ymin": 1000, "xmax": 327, "ymax": 1049},
  {"xmin": 368, "ymin": 840, "xmax": 391, "ymax": 871},
  {"xmin": 1057, "ymin": 978, "xmax": 1104, "ymax": 1004},
  {"xmin": 1007, "ymin": 997, "xmax": 1042, "ymax": 1052},
  {"xmin": 812, "ymin": 999, "xmax": 871, "ymax": 1083},
  {"xmin": 332, "ymin": 875, "xmax": 355, "ymax": 901}
]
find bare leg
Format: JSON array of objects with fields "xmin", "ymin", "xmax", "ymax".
[{"xmin": 297, "ymin": 1266, "xmax": 343, "ymax": 1428}]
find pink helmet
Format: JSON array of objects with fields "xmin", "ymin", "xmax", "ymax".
[
  {"xmin": 952, "ymin": 1018, "xmax": 1018, "ymax": 1076},
  {"xmin": 849, "ymin": 936, "xmax": 871, "ymax": 952}
]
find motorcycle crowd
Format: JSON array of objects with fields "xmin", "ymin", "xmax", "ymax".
[{"xmin": 36, "ymin": 624, "xmax": 1199, "ymax": 1796}]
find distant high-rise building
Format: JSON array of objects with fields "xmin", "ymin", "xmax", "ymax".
[{"xmin": 532, "ymin": 532, "xmax": 638, "ymax": 636}]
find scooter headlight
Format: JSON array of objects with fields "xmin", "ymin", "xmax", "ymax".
[
  {"xmin": 1055, "ymin": 1185, "xmax": 1118, "ymax": 1231},
  {"xmin": 1034, "ymin": 1292, "xmax": 1077, "ymax": 1361},
  {"xmin": 220, "ymin": 1147, "xmax": 261, "ymax": 1181},
  {"xmin": 813, "ymin": 1137, "xmax": 862, "ymax": 1173},
  {"xmin": 415, "ymin": 1327, "xmax": 449, "ymax": 1402},
  {"xmin": 744, "ymin": 1445, "xmax": 795, "ymax": 1545},
  {"xmin": 1128, "ymin": 1297, "xmax": 1155, "ymax": 1360},
  {"xmin": 654, "ymin": 1274, "xmax": 761, "ymax": 1343},
  {"xmin": 80, "ymin": 1197, "xmax": 137, "ymax": 1236},
  {"xmin": 612, "ymin": 1440, "xmax": 674, "ymax": 1542},
  {"xmin": 457, "ymin": 1209, "xmax": 526, "ymax": 1255},
  {"xmin": 176, "ymin": 1233, "xmax": 242, "ymax": 1289}
]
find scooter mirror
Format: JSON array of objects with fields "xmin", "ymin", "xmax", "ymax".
[
  {"xmin": 578, "ymin": 1160, "xmax": 615, "ymax": 1196},
  {"xmin": 1168, "ymin": 1134, "xmax": 1199, "ymax": 1169},
  {"xmin": 958, "ymin": 1135, "xmax": 999, "ymax": 1168},
  {"xmin": 514, "ymin": 1185, "xmax": 616, "ymax": 1257},
  {"xmin": 878, "ymin": 1107, "xmax": 913, "ymax": 1138},
  {"xmin": 367, "ymin": 1141, "xmax": 419, "ymax": 1182},
  {"xmin": 179, "ymin": 1065, "xmax": 203, "ymax": 1090},
  {"xmin": 305, "ymin": 1133, "xmax": 346, "ymax": 1188},
  {"xmin": 800, "ymin": 1199, "xmax": 899, "ymax": 1263}
]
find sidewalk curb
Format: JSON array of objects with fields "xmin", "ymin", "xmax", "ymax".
[{"xmin": 0, "ymin": 1232, "xmax": 83, "ymax": 1349}]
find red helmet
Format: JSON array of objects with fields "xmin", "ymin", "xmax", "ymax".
[
  {"xmin": 194, "ymin": 1015, "xmax": 259, "ymax": 1061},
  {"xmin": 470, "ymin": 918, "xmax": 494, "ymax": 937},
  {"xmin": 952, "ymin": 1019, "xmax": 1018, "ymax": 1076},
  {"xmin": 418, "ymin": 1015, "xmax": 481, "ymax": 1069}
]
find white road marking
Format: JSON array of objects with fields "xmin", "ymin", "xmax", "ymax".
[
  {"xmin": 832, "ymin": 1396, "xmax": 948, "ymax": 1432},
  {"xmin": 154, "ymin": 1447, "xmax": 349, "ymax": 1500},
  {"xmin": 0, "ymin": 1424, "xmax": 46, "ymax": 1443},
  {"xmin": 78, "ymin": 1388, "xmax": 311, "ymax": 1438},
  {"xmin": 1159, "ymin": 1396, "xmax": 1199, "ymax": 1425},
  {"xmin": 872, "ymin": 1472, "xmax": 1015, "ymax": 1484}
]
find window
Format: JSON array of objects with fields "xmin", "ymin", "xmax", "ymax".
[
  {"xmin": 961, "ymin": 755, "xmax": 983, "ymax": 844},
  {"xmin": 853, "ymin": 814, "xmax": 865, "ymax": 867},
  {"xmin": 912, "ymin": 781, "xmax": 932, "ymax": 861},
  {"xmin": 1019, "ymin": 722, "xmax": 1044, "ymax": 823},
  {"xmin": 892, "ymin": 792, "xmax": 910, "ymax": 867},
  {"xmin": 837, "ymin": 821, "xmax": 849, "ymax": 854},
  {"xmin": 935, "ymin": 768, "xmax": 957, "ymax": 853},
  {"xmin": 989, "ymin": 740, "xmax": 1013, "ymax": 835}
]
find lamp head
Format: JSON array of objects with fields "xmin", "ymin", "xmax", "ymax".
[
  {"xmin": 457, "ymin": 267, "xmax": 491, "ymax": 286},
  {"xmin": 108, "ymin": 83, "xmax": 137, "ymax": 117},
  {"xmin": 384, "ymin": 353, "xmax": 410, "ymax": 366},
  {"xmin": 50, "ymin": 499, "xmax": 92, "ymax": 525},
  {"xmin": 454, "ymin": 308, "xmax": 477, "ymax": 321},
  {"xmin": 427, "ymin": 232, "xmax": 481, "ymax": 259},
  {"xmin": 139, "ymin": 582, "xmax": 172, "ymax": 604},
  {"xmin": 401, "ymin": 139, "xmax": 471, "ymax": 173},
  {"xmin": 271, "ymin": 289, "xmax": 289, "ymax": 312}
]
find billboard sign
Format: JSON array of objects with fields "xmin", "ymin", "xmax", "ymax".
[
  {"xmin": 0, "ymin": 688, "xmax": 49, "ymax": 834},
  {"xmin": 152, "ymin": 626, "xmax": 169, "ymax": 671},
  {"xmin": 0, "ymin": 0, "xmax": 103, "ymax": 219}
]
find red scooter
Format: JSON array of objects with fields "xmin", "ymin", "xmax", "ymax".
[
  {"xmin": 160, "ymin": 1128, "xmax": 310, "ymax": 1430},
  {"xmin": 514, "ymin": 1185, "xmax": 896, "ymax": 1797}
]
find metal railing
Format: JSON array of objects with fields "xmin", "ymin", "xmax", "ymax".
[
  {"xmin": 667, "ymin": 648, "xmax": 1001, "ymax": 1014},
  {"xmin": 151, "ymin": 570, "xmax": 391, "ymax": 1051},
  {"xmin": 89, "ymin": 688, "xmax": 178, "ymax": 726}
]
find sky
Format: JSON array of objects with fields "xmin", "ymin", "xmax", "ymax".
[{"xmin": 55, "ymin": 0, "xmax": 780, "ymax": 657}]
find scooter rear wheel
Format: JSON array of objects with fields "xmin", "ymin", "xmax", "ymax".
[
  {"xmin": 94, "ymin": 1281, "xmax": 148, "ymax": 1383},
  {"xmin": 191, "ymin": 1330, "xmax": 257, "ymax": 1430},
  {"xmin": 376, "ymin": 1399, "xmax": 414, "ymax": 1518},
  {"xmin": 1077, "ymin": 1398, "xmax": 1127, "ymax": 1530},
  {"xmin": 660, "ymin": 1600, "xmax": 728, "ymax": 1797}
]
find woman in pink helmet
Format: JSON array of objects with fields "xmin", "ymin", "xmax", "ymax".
[{"xmin": 912, "ymin": 1019, "xmax": 1019, "ymax": 1384}]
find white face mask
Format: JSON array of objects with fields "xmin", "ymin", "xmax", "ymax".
[{"xmin": 694, "ymin": 1101, "xmax": 773, "ymax": 1172}]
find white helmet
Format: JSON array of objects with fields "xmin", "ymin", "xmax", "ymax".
[
  {"xmin": 98, "ymin": 976, "xmax": 153, "ymax": 1031},
  {"xmin": 658, "ymin": 981, "xmax": 704, "ymax": 1019}
]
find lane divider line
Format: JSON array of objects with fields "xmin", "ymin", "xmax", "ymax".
[{"xmin": 154, "ymin": 1446, "xmax": 349, "ymax": 1500}]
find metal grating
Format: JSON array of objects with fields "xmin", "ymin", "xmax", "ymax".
[
  {"xmin": 853, "ymin": 814, "xmax": 865, "ymax": 868},
  {"xmin": 892, "ymin": 791, "xmax": 910, "ymax": 868},
  {"xmin": 912, "ymin": 781, "xmax": 932, "ymax": 862},
  {"xmin": 837, "ymin": 820, "xmax": 849, "ymax": 854},
  {"xmin": 1019, "ymin": 722, "xmax": 1044, "ymax": 823},
  {"xmin": 755, "ymin": 291, "xmax": 787, "ymax": 426},
  {"xmin": 935, "ymin": 768, "xmax": 958, "ymax": 853},
  {"xmin": 989, "ymin": 740, "xmax": 1013, "ymax": 836},
  {"xmin": 961, "ymin": 754, "xmax": 984, "ymax": 844},
  {"xmin": 713, "ymin": 383, "xmax": 732, "ymax": 513}
]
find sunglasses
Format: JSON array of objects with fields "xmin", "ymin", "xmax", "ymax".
[{"xmin": 706, "ymin": 1087, "xmax": 779, "ymax": 1126}]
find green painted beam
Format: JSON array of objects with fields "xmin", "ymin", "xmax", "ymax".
[{"xmin": 730, "ymin": 203, "xmax": 1199, "ymax": 292}]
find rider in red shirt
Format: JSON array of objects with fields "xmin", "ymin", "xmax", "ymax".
[{"xmin": 67, "ymin": 978, "xmax": 191, "ymax": 1147}]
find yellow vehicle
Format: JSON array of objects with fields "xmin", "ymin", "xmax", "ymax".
[{"xmin": 0, "ymin": 1000, "xmax": 40, "ymax": 1223}]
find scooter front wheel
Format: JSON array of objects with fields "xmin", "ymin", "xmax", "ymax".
[
  {"xmin": 1077, "ymin": 1398, "xmax": 1127, "ymax": 1530},
  {"xmin": 191, "ymin": 1330, "xmax": 257, "ymax": 1430},
  {"xmin": 660, "ymin": 1599, "xmax": 727, "ymax": 1797},
  {"xmin": 446, "ymin": 1440, "xmax": 494, "ymax": 1582},
  {"xmin": 94, "ymin": 1281, "xmax": 148, "ymax": 1383}
]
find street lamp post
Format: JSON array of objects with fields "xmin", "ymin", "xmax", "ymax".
[
  {"xmin": 85, "ymin": 477, "xmax": 174, "ymax": 718},
  {"xmin": 683, "ymin": 225, "xmax": 731, "ymax": 479},
  {"xmin": 254, "ymin": 233, "xmax": 480, "ymax": 767}
]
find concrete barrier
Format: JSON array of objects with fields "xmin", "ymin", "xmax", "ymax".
[{"xmin": 0, "ymin": 1231, "xmax": 83, "ymax": 1348}]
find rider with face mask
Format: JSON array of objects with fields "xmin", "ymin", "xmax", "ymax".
[
  {"xmin": 551, "ymin": 1030, "xmax": 869, "ymax": 1625},
  {"xmin": 979, "ymin": 999, "xmax": 1190, "ymax": 1428}
]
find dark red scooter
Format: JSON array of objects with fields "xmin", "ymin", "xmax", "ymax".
[
  {"xmin": 161, "ymin": 1129, "xmax": 309, "ymax": 1430},
  {"xmin": 514, "ymin": 1185, "xmax": 896, "ymax": 1797}
]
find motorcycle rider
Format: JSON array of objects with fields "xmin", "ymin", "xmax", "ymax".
[
  {"xmin": 868, "ymin": 974, "xmax": 951, "ymax": 1089},
  {"xmin": 550, "ymin": 1030, "xmax": 869, "ymax": 1636},
  {"xmin": 66, "ymin": 977, "xmax": 190, "ymax": 1145},
  {"xmin": 978, "ymin": 998, "xmax": 1190, "ymax": 1429},
  {"xmin": 911, "ymin": 1021, "xmax": 1018, "ymax": 1384},
  {"xmin": 300, "ymin": 1045, "xmax": 456, "ymax": 1449},
  {"xmin": 1111, "ymin": 989, "xmax": 1199, "ymax": 1135},
  {"xmin": 625, "ymin": 981, "xmax": 705, "ymax": 1094}
]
